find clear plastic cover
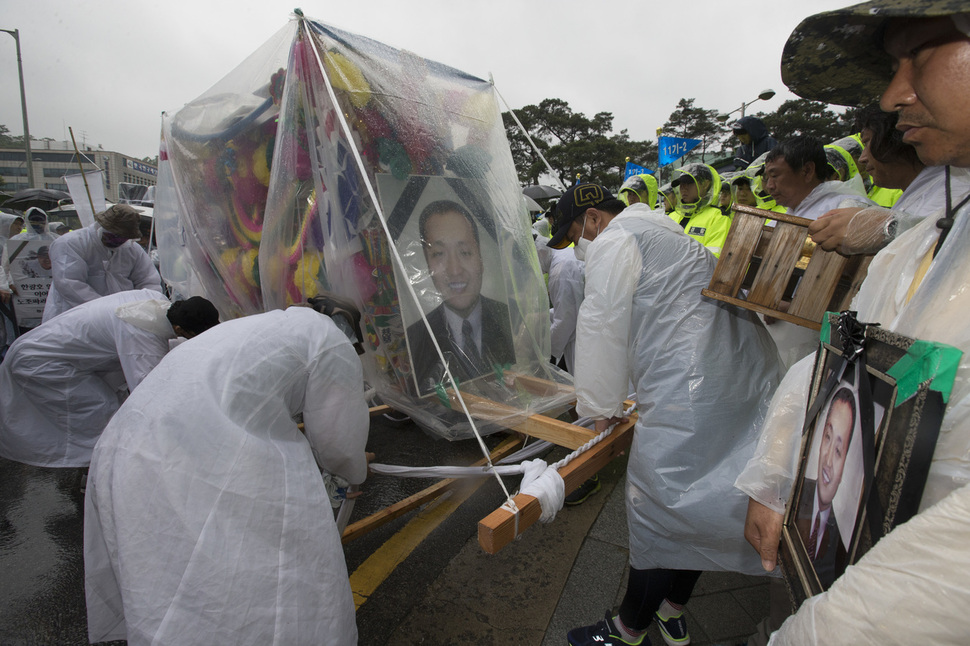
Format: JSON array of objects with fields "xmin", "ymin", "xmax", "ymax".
[{"xmin": 157, "ymin": 15, "xmax": 573, "ymax": 439}]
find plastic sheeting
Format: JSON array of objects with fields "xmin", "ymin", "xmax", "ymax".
[
  {"xmin": 84, "ymin": 307, "xmax": 367, "ymax": 645},
  {"xmin": 157, "ymin": 14, "xmax": 572, "ymax": 439},
  {"xmin": 0, "ymin": 289, "xmax": 174, "ymax": 468},
  {"xmin": 738, "ymin": 166, "xmax": 970, "ymax": 519},
  {"xmin": 575, "ymin": 206, "xmax": 784, "ymax": 574}
]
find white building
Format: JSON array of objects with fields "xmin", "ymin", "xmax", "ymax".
[{"xmin": 0, "ymin": 139, "xmax": 156, "ymax": 203}]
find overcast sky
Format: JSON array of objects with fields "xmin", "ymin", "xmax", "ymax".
[{"xmin": 0, "ymin": 0, "xmax": 852, "ymax": 160}]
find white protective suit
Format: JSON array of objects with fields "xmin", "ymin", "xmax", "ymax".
[
  {"xmin": 0, "ymin": 212, "xmax": 21, "ymax": 347},
  {"xmin": 786, "ymin": 180, "xmax": 872, "ymax": 220},
  {"xmin": 576, "ymin": 204, "xmax": 784, "ymax": 574},
  {"xmin": 42, "ymin": 224, "xmax": 162, "ymax": 322},
  {"xmin": 892, "ymin": 164, "xmax": 970, "ymax": 235},
  {"xmin": 1, "ymin": 210, "xmax": 57, "ymax": 281},
  {"xmin": 536, "ymin": 237, "xmax": 584, "ymax": 374},
  {"xmin": 0, "ymin": 289, "xmax": 175, "ymax": 467},
  {"xmin": 763, "ymin": 181, "xmax": 876, "ymax": 369},
  {"xmin": 84, "ymin": 307, "xmax": 369, "ymax": 646},
  {"xmin": 734, "ymin": 166, "xmax": 970, "ymax": 642}
]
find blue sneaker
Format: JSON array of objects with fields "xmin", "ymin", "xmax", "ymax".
[
  {"xmin": 655, "ymin": 608, "xmax": 690, "ymax": 646},
  {"xmin": 567, "ymin": 613, "xmax": 649, "ymax": 646}
]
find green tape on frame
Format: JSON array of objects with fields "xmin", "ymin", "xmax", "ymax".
[
  {"xmin": 886, "ymin": 339, "xmax": 963, "ymax": 406},
  {"xmin": 821, "ymin": 311, "xmax": 963, "ymax": 406}
]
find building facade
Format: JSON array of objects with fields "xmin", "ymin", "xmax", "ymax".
[{"xmin": 0, "ymin": 140, "xmax": 157, "ymax": 203}]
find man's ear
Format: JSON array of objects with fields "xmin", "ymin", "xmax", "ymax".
[{"xmin": 802, "ymin": 161, "xmax": 817, "ymax": 182}]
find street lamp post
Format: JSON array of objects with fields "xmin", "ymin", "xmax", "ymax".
[
  {"xmin": 1, "ymin": 28, "xmax": 35, "ymax": 189},
  {"xmin": 716, "ymin": 88, "xmax": 777, "ymax": 124}
]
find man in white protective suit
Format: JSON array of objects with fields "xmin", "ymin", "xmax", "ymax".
[
  {"xmin": 547, "ymin": 184, "xmax": 784, "ymax": 646},
  {"xmin": 534, "ymin": 236, "xmax": 584, "ymax": 374},
  {"xmin": 0, "ymin": 289, "xmax": 219, "ymax": 468},
  {"xmin": 84, "ymin": 305, "xmax": 370, "ymax": 646},
  {"xmin": 42, "ymin": 203, "xmax": 162, "ymax": 323},
  {"xmin": 734, "ymin": 3, "xmax": 970, "ymax": 644}
]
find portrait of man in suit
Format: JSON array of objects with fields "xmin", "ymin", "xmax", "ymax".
[
  {"xmin": 405, "ymin": 199, "xmax": 514, "ymax": 396},
  {"xmin": 796, "ymin": 386, "xmax": 858, "ymax": 589}
]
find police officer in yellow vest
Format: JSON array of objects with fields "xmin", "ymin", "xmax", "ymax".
[
  {"xmin": 618, "ymin": 173, "xmax": 659, "ymax": 210},
  {"xmin": 670, "ymin": 163, "xmax": 733, "ymax": 257}
]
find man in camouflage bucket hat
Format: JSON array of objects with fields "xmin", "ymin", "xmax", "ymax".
[
  {"xmin": 780, "ymin": 0, "xmax": 969, "ymax": 108},
  {"xmin": 736, "ymin": 4, "xmax": 970, "ymax": 644},
  {"xmin": 43, "ymin": 203, "xmax": 163, "ymax": 321},
  {"xmin": 94, "ymin": 204, "xmax": 143, "ymax": 240}
]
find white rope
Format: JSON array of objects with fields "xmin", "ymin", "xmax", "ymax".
[
  {"xmin": 369, "ymin": 462, "xmax": 527, "ymax": 479},
  {"xmin": 370, "ymin": 401, "xmax": 638, "ymax": 538},
  {"xmin": 302, "ymin": 21, "xmax": 514, "ymax": 503}
]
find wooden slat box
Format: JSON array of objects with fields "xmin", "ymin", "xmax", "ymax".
[{"xmin": 702, "ymin": 204, "xmax": 871, "ymax": 331}]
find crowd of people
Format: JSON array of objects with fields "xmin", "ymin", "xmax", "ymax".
[
  {"xmin": 537, "ymin": 2, "xmax": 970, "ymax": 645},
  {"xmin": 2, "ymin": 0, "xmax": 970, "ymax": 644}
]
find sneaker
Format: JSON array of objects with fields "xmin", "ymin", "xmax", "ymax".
[
  {"xmin": 655, "ymin": 609, "xmax": 690, "ymax": 646},
  {"xmin": 567, "ymin": 613, "xmax": 648, "ymax": 646},
  {"xmin": 564, "ymin": 475, "xmax": 601, "ymax": 506}
]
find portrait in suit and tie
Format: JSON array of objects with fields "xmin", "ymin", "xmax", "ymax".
[
  {"xmin": 403, "ymin": 199, "xmax": 515, "ymax": 396},
  {"xmin": 795, "ymin": 385, "xmax": 862, "ymax": 589}
]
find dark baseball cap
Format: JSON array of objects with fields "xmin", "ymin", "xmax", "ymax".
[{"xmin": 547, "ymin": 183, "xmax": 614, "ymax": 249}]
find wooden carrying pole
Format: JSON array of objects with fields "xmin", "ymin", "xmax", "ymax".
[
  {"xmin": 478, "ymin": 412, "xmax": 637, "ymax": 555},
  {"xmin": 68, "ymin": 126, "xmax": 97, "ymax": 217}
]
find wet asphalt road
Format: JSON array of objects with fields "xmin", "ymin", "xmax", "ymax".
[
  {"xmin": 0, "ymin": 458, "xmax": 124, "ymax": 646},
  {"xmin": 0, "ymin": 413, "xmax": 513, "ymax": 645}
]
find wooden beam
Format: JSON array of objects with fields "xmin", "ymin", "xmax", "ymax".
[
  {"xmin": 341, "ymin": 434, "xmax": 524, "ymax": 544},
  {"xmin": 477, "ymin": 414, "xmax": 637, "ymax": 555},
  {"xmin": 702, "ymin": 289, "xmax": 822, "ymax": 331},
  {"xmin": 368, "ymin": 404, "xmax": 392, "ymax": 417},
  {"xmin": 438, "ymin": 388, "xmax": 596, "ymax": 450}
]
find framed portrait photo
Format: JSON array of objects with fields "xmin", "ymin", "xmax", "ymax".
[
  {"xmin": 375, "ymin": 173, "xmax": 517, "ymax": 398},
  {"xmin": 780, "ymin": 311, "xmax": 961, "ymax": 609}
]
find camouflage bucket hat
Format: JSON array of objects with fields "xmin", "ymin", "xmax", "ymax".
[
  {"xmin": 95, "ymin": 204, "xmax": 143, "ymax": 239},
  {"xmin": 781, "ymin": 0, "xmax": 966, "ymax": 107}
]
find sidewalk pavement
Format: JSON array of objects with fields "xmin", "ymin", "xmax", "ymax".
[{"xmin": 382, "ymin": 450, "xmax": 780, "ymax": 646}]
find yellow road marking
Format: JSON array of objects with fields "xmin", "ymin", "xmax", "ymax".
[{"xmin": 349, "ymin": 481, "xmax": 482, "ymax": 609}]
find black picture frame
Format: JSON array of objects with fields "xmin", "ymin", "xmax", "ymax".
[{"xmin": 780, "ymin": 312, "xmax": 955, "ymax": 609}]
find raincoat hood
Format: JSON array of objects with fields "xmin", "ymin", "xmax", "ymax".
[
  {"xmin": 672, "ymin": 163, "xmax": 721, "ymax": 215},
  {"xmin": 732, "ymin": 116, "xmax": 770, "ymax": 143},
  {"xmin": 743, "ymin": 152, "xmax": 784, "ymax": 210},
  {"xmin": 825, "ymin": 144, "xmax": 859, "ymax": 181},
  {"xmin": 658, "ymin": 183, "xmax": 677, "ymax": 213},
  {"xmin": 24, "ymin": 207, "xmax": 49, "ymax": 235},
  {"xmin": 619, "ymin": 173, "xmax": 659, "ymax": 209},
  {"xmin": 0, "ymin": 212, "xmax": 22, "ymax": 244}
]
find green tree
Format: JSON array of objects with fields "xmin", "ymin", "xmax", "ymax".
[
  {"xmin": 503, "ymin": 99, "xmax": 657, "ymax": 189},
  {"xmin": 756, "ymin": 99, "xmax": 856, "ymax": 143},
  {"xmin": 662, "ymin": 98, "xmax": 730, "ymax": 163},
  {"xmin": 0, "ymin": 124, "xmax": 23, "ymax": 149}
]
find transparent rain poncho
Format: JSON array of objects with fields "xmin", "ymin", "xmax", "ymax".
[
  {"xmin": 156, "ymin": 14, "xmax": 572, "ymax": 439},
  {"xmin": 672, "ymin": 163, "xmax": 720, "ymax": 215},
  {"xmin": 618, "ymin": 173, "xmax": 659, "ymax": 210}
]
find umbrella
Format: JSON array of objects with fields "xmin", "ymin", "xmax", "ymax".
[
  {"xmin": 523, "ymin": 195, "xmax": 544, "ymax": 213},
  {"xmin": 522, "ymin": 185, "xmax": 562, "ymax": 200},
  {"xmin": 3, "ymin": 188, "xmax": 72, "ymax": 212}
]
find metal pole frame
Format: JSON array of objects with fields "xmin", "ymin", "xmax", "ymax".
[{"xmin": 1, "ymin": 28, "xmax": 34, "ymax": 189}]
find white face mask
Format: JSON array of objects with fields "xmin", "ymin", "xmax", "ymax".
[
  {"xmin": 574, "ymin": 236, "xmax": 590, "ymax": 261},
  {"xmin": 573, "ymin": 215, "xmax": 594, "ymax": 261}
]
